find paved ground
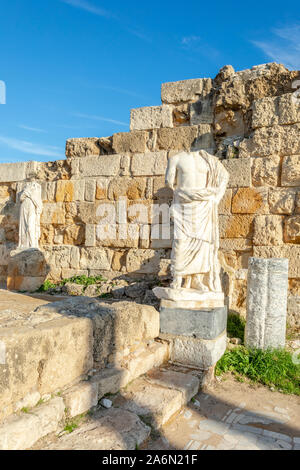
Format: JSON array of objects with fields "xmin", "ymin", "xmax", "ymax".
[{"xmin": 146, "ymin": 374, "xmax": 300, "ymax": 450}]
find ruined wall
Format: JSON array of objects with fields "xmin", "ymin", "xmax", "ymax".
[{"xmin": 0, "ymin": 62, "xmax": 299, "ymax": 326}]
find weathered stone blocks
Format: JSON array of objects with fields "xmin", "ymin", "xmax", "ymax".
[
  {"xmin": 251, "ymin": 155, "xmax": 280, "ymax": 186},
  {"xmin": 284, "ymin": 216, "xmax": 300, "ymax": 243},
  {"xmin": 112, "ymin": 131, "xmax": 148, "ymax": 154},
  {"xmin": 281, "ymin": 155, "xmax": 300, "ymax": 187},
  {"xmin": 232, "ymin": 188, "xmax": 268, "ymax": 214},
  {"xmin": 130, "ymin": 105, "xmax": 173, "ymax": 130},
  {"xmin": 131, "ymin": 151, "xmax": 167, "ymax": 176},
  {"xmin": 253, "ymin": 215, "xmax": 283, "ymax": 246},
  {"xmin": 245, "ymin": 257, "xmax": 288, "ymax": 349},
  {"xmin": 161, "ymin": 78, "xmax": 212, "ymax": 104},
  {"xmin": 221, "ymin": 158, "xmax": 252, "ymax": 188}
]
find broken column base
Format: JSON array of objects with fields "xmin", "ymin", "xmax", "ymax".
[
  {"xmin": 7, "ymin": 248, "xmax": 48, "ymax": 292},
  {"xmin": 158, "ymin": 299, "xmax": 227, "ymax": 388}
]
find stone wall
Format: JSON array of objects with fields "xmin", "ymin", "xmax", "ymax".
[{"xmin": 0, "ymin": 62, "xmax": 299, "ymax": 326}]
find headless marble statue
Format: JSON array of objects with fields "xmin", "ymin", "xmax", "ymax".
[
  {"xmin": 164, "ymin": 149, "xmax": 228, "ymax": 297},
  {"xmin": 18, "ymin": 181, "xmax": 42, "ymax": 250}
]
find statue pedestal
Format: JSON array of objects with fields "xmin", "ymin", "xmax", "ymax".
[
  {"xmin": 7, "ymin": 248, "xmax": 48, "ymax": 292},
  {"xmin": 154, "ymin": 287, "xmax": 227, "ymax": 385}
]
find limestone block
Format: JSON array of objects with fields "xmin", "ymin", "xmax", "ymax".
[
  {"xmin": 74, "ymin": 155, "xmax": 121, "ymax": 178},
  {"xmin": 160, "ymin": 305, "xmax": 227, "ymax": 340},
  {"xmin": 55, "ymin": 181, "xmax": 74, "ymax": 202},
  {"xmin": 85, "ymin": 224, "xmax": 96, "ymax": 247},
  {"xmin": 41, "ymin": 181, "xmax": 56, "ymax": 202},
  {"xmin": 0, "ymin": 162, "xmax": 27, "ymax": 183},
  {"xmin": 120, "ymin": 342, "xmax": 169, "ymax": 383},
  {"xmin": 63, "ymin": 382, "xmax": 98, "ymax": 418},
  {"xmin": 251, "ymin": 155, "xmax": 280, "ymax": 186},
  {"xmin": 170, "ymin": 331, "xmax": 227, "ymax": 369},
  {"xmin": 80, "ymin": 247, "xmax": 112, "ymax": 270},
  {"xmin": 146, "ymin": 369, "xmax": 199, "ymax": 403},
  {"xmin": 125, "ymin": 248, "xmax": 166, "ymax": 273},
  {"xmin": 7, "ymin": 248, "xmax": 49, "ymax": 292},
  {"xmin": 161, "ymin": 78, "xmax": 212, "ymax": 104},
  {"xmin": 156, "ymin": 125, "xmax": 211, "ymax": 151},
  {"xmin": 278, "ymin": 93, "xmax": 300, "ymax": 125},
  {"xmin": 36, "ymin": 298, "xmax": 160, "ymax": 368},
  {"xmin": 253, "ymin": 245, "xmax": 300, "ymax": 278},
  {"xmin": 245, "ymin": 257, "xmax": 288, "ymax": 349},
  {"xmin": 218, "ymin": 189, "xmax": 232, "ymax": 215},
  {"xmin": 108, "ymin": 177, "xmax": 146, "ymax": 200},
  {"xmin": 252, "ymin": 96, "xmax": 279, "ymax": 129},
  {"xmin": 240, "ymin": 125, "xmax": 300, "ymax": 158},
  {"xmin": 65, "ymin": 138, "xmax": 101, "ymax": 158},
  {"xmin": 219, "ymin": 238, "xmax": 252, "ymax": 252},
  {"xmin": 95, "ymin": 178, "xmax": 109, "ymax": 200},
  {"xmin": 41, "ymin": 203, "xmax": 65, "ymax": 224},
  {"xmin": 252, "ymin": 93, "xmax": 300, "ymax": 129},
  {"xmin": 284, "ymin": 216, "xmax": 300, "ymax": 243},
  {"xmin": 130, "ymin": 105, "xmax": 173, "ymax": 130},
  {"xmin": 77, "ymin": 201, "xmax": 95, "ymax": 224},
  {"xmin": 90, "ymin": 367, "xmax": 130, "ymax": 398},
  {"xmin": 112, "ymin": 131, "xmax": 148, "ymax": 154},
  {"xmin": 221, "ymin": 158, "xmax": 251, "ymax": 188},
  {"xmin": 85, "ymin": 180, "xmax": 96, "ymax": 202},
  {"xmin": 281, "ymin": 155, "xmax": 300, "ymax": 187},
  {"xmin": 253, "ymin": 215, "xmax": 283, "ymax": 246},
  {"xmin": 190, "ymin": 94, "xmax": 214, "ymax": 124},
  {"xmin": 219, "ymin": 215, "xmax": 254, "ymax": 238},
  {"xmin": 0, "ymin": 397, "xmax": 65, "ymax": 450},
  {"xmin": 152, "ymin": 176, "xmax": 174, "ymax": 201},
  {"xmin": 232, "ymin": 188, "xmax": 268, "ymax": 214},
  {"xmin": 44, "ymin": 408, "xmax": 150, "ymax": 450},
  {"xmin": 119, "ymin": 378, "xmax": 184, "ymax": 428},
  {"xmin": 0, "ymin": 315, "xmax": 93, "ymax": 416},
  {"xmin": 269, "ymin": 189, "xmax": 296, "ymax": 214},
  {"xmin": 131, "ymin": 151, "xmax": 167, "ymax": 176}
]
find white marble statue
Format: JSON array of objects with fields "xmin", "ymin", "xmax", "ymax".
[
  {"xmin": 163, "ymin": 150, "xmax": 229, "ymax": 297},
  {"xmin": 18, "ymin": 181, "xmax": 42, "ymax": 249}
]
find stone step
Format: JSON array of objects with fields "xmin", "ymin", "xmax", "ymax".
[
  {"xmin": 114, "ymin": 368, "xmax": 200, "ymax": 429},
  {"xmin": 0, "ymin": 397, "xmax": 65, "ymax": 450},
  {"xmin": 43, "ymin": 408, "xmax": 151, "ymax": 450}
]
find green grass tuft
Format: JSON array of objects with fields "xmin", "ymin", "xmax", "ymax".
[
  {"xmin": 227, "ymin": 313, "xmax": 246, "ymax": 342},
  {"xmin": 216, "ymin": 346, "xmax": 300, "ymax": 395},
  {"xmin": 38, "ymin": 279, "xmax": 56, "ymax": 292}
]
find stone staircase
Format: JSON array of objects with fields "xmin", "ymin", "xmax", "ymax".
[{"xmin": 33, "ymin": 365, "xmax": 201, "ymax": 450}]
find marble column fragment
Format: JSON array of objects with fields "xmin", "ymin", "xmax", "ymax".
[{"xmin": 245, "ymin": 257, "xmax": 289, "ymax": 350}]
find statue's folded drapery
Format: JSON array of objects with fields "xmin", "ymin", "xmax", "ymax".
[{"xmin": 170, "ymin": 151, "xmax": 229, "ymax": 291}]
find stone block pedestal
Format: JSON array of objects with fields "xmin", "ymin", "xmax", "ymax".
[{"xmin": 154, "ymin": 287, "xmax": 227, "ymax": 385}]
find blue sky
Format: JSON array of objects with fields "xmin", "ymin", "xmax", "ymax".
[{"xmin": 0, "ymin": 0, "xmax": 299, "ymax": 163}]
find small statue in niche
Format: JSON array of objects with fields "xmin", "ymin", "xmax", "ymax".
[
  {"xmin": 165, "ymin": 150, "xmax": 229, "ymax": 294},
  {"xmin": 18, "ymin": 181, "xmax": 42, "ymax": 249}
]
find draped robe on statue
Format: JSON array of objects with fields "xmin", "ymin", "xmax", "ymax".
[
  {"xmin": 18, "ymin": 183, "xmax": 42, "ymax": 249},
  {"xmin": 170, "ymin": 151, "xmax": 229, "ymax": 292}
]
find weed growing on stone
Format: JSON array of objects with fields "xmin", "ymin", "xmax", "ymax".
[
  {"xmin": 38, "ymin": 274, "xmax": 108, "ymax": 292},
  {"xmin": 216, "ymin": 346, "xmax": 300, "ymax": 395},
  {"xmin": 227, "ymin": 313, "xmax": 246, "ymax": 342}
]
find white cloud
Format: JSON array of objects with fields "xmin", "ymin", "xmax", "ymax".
[
  {"xmin": 19, "ymin": 124, "xmax": 47, "ymax": 133},
  {"xmin": 0, "ymin": 136, "xmax": 62, "ymax": 157},
  {"xmin": 181, "ymin": 36, "xmax": 202, "ymax": 47},
  {"xmin": 252, "ymin": 24, "xmax": 300, "ymax": 70},
  {"xmin": 72, "ymin": 112, "xmax": 128, "ymax": 126},
  {"xmin": 180, "ymin": 36, "xmax": 220, "ymax": 60},
  {"xmin": 61, "ymin": 0, "xmax": 151, "ymax": 42},
  {"xmin": 61, "ymin": 0, "xmax": 112, "ymax": 18}
]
